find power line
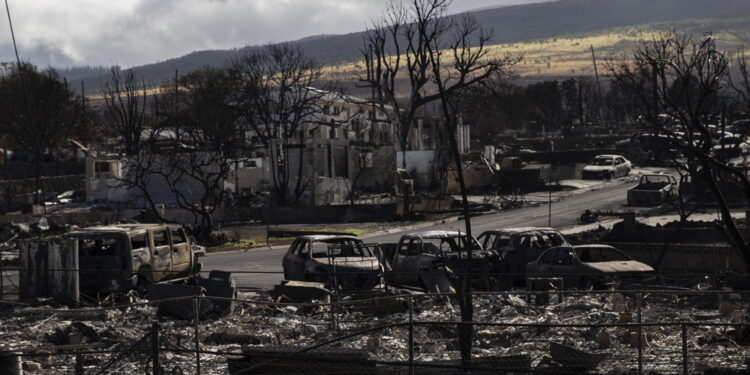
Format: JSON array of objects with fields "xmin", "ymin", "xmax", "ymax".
[{"xmin": 4, "ymin": 0, "xmax": 22, "ymax": 69}]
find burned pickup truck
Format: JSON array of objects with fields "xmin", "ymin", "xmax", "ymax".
[
  {"xmin": 380, "ymin": 231, "xmax": 501, "ymax": 292},
  {"xmin": 66, "ymin": 224, "xmax": 205, "ymax": 294},
  {"xmin": 627, "ymin": 174, "xmax": 677, "ymax": 206}
]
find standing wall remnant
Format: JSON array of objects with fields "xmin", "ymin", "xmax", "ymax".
[{"xmin": 19, "ymin": 238, "xmax": 79, "ymax": 304}]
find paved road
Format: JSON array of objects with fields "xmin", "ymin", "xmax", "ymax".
[{"xmin": 203, "ymin": 178, "xmax": 638, "ymax": 290}]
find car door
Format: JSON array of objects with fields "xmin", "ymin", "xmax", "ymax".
[
  {"xmin": 169, "ymin": 227, "xmax": 190, "ymax": 275},
  {"xmin": 392, "ymin": 238, "xmax": 422, "ymax": 287},
  {"xmin": 149, "ymin": 228, "xmax": 172, "ymax": 282},
  {"xmin": 549, "ymin": 248, "xmax": 578, "ymax": 288},
  {"xmin": 389, "ymin": 240, "xmax": 408, "ymax": 285},
  {"xmin": 282, "ymin": 240, "xmax": 297, "ymax": 279},
  {"xmin": 525, "ymin": 235, "xmax": 548, "ymax": 264},
  {"xmin": 531, "ymin": 248, "xmax": 556, "ymax": 275},
  {"xmin": 295, "ymin": 240, "xmax": 312, "ymax": 280}
]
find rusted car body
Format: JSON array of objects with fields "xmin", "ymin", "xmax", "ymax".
[
  {"xmin": 382, "ymin": 231, "xmax": 500, "ymax": 292},
  {"xmin": 526, "ymin": 244, "xmax": 654, "ymax": 289},
  {"xmin": 282, "ymin": 235, "xmax": 383, "ymax": 291},
  {"xmin": 478, "ymin": 227, "xmax": 569, "ymax": 287},
  {"xmin": 627, "ymin": 174, "xmax": 677, "ymax": 205},
  {"xmin": 66, "ymin": 224, "xmax": 204, "ymax": 293}
]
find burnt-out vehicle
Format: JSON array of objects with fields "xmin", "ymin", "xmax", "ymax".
[
  {"xmin": 627, "ymin": 174, "xmax": 678, "ymax": 206},
  {"xmin": 478, "ymin": 227, "xmax": 569, "ymax": 287},
  {"xmin": 381, "ymin": 231, "xmax": 500, "ymax": 292},
  {"xmin": 66, "ymin": 224, "xmax": 204, "ymax": 294},
  {"xmin": 526, "ymin": 244, "xmax": 654, "ymax": 289},
  {"xmin": 282, "ymin": 235, "xmax": 383, "ymax": 291}
]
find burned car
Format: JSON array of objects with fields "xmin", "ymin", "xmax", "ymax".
[
  {"xmin": 627, "ymin": 174, "xmax": 677, "ymax": 205},
  {"xmin": 66, "ymin": 224, "xmax": 204, "ymax": 294},
  {"xmin": 282, "ymin": 235, "xmax": 383, "ymax": 291},
  {"xmin": 382, "ymin": 231, "xmax": 500, "ymax": 292},
  {"xmin": 478, "ymin": 227, "xmax": 569, "ymax": 287},
  {"xmin": 581, "ymin": 154, "xmax": 631, "ymax": 180},
  {"xmin": 526, "ymin": 244, "xmax": 654, "ymax": 289}
]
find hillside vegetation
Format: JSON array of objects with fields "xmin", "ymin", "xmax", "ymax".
[
  {"xmin": 323, "ymin": 16, "xmax": 750, "ymax": 96},
  {"xmin": 69, "ymin": 0, "xmax": 750, "ymax": 95}
]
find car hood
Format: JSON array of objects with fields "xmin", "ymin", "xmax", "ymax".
[
  {"xmin": 319, "ymin": 257, "xmax": 381, "ymax": 270},
  {"xmin": 582, "ymin": 261, "xmax": 654, "ymax": 273},
  {"xmin": 583, "ymin": 166, "xmax": 614, "ymax": 173}
]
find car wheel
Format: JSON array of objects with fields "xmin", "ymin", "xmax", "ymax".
[{"xmin": 606, "ymin": 172, "xmax": 614, "ymax": 180}]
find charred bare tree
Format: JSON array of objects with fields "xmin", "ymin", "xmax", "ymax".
[
  {"xmin": 154, "ymin": 68, "xmax": 244, "ymax": 239},
  {"xmin": 424, "ymin": 10, "xmax": 517, "ymax": 369},
  {"xmin": 231, "ymin": 43, "xmax": 331, "ymax": 206},
  {"xmin": 0, "ymin": 62, "xmax": 80, "ymax": 204},
  {"xmin": 102, "ymin": 67, "xmax": 151, "ymax": 156},
  {"xmin": 609, "ymin": 32, "xmax": 750, "ymax": 269},
  {"xmin": 358, "ymin": 0, "xmax": 446, "ymax": 217},
  {"xmin": 100, "ymin": 68, "xmax": 171, "ymax": 222}
]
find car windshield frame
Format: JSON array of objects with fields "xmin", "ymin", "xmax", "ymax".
[
  {"xmin": 422, "ymin": 235, "xmax": 482, "ymax": 255},
  {"xmin": 311, "ymin": 238, "xmax": 373, "ymax": 258}
]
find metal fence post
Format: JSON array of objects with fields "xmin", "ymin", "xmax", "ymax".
[
  {"xmin": 681, "ymin": 323, "xmax": 688, "ymax": 375},
  {"xmin": 194, "ymin": 296, "xmax": 201, "ymax": 375},
  {"xmin": 0, "ymin": 250, "xmax": 4, "ymax": 300},
  {"xmin": 75, "ymin": 353, "xmax": 84, "ymax": 375},
  {"xmin": 408, "ymin": 295, "xmax": 414, "ymax": 375},
  {"xmin": 152, "ymin": 322, "xmax": 160, "ymax": 375},
  {"xmin": 637, "ymin": 292, "xmax": 643, "ymax": 375}
]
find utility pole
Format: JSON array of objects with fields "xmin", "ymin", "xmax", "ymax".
[
  {"xmin": 548, "ymin": 167, "xmax": 553, "ymax": 227},
  {"xmin": 590, "ymin": 45, "xmax": 604, "ymax": 124}
]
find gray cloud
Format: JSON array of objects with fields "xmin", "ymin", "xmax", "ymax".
[{"xmin": 0, "ymin": 0, "xmax": 549, "ymax": 68}]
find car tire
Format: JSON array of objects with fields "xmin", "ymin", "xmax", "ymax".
[{"xmin": 607, "ymin": 172, "xmax": 614, "ymax": 180}]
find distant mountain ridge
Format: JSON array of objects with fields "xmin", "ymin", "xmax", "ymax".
[{"xmin": 68, "ymin": 0, "xmax": 750, "ymax": 94}]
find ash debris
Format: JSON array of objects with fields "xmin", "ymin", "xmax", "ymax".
[{"xmin": 1, "ymin": 286, "xmax": 749, "ymax": 374}]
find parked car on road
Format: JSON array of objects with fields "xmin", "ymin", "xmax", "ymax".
[
  {"xmin": 381, "ymin": 231, "xmax": 499, "ymax": 292},
  {"xmin": 582, "ymin": 154, "xmax": 631, "ymax": 180},
  {"xmin": 66, "ymin": 224, "xmax": 205, "ymax": 294},
  {"xmin": 282, "ymin": 235, "xmax": 383, "ymax": 291},
  {"xmin": 627, "ymin": 174, "xmax": 678, "ymax": 205},
  {"xmin": 526, "ymin": 244, "xmax": 654, "ymax": 289}
]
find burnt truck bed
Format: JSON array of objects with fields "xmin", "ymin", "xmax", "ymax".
[{"xmin": 627, "ymin": 174, "xmax": 677, "ymax": 205}]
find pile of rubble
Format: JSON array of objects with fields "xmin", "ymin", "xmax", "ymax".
[{"xmin": 0, "ymin": 289, "xmax": 749, "ymax": 374}]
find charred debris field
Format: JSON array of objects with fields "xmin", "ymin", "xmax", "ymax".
[{"xmin": 1, "ymin": 287, "xmax": 750, "ymax": 374}]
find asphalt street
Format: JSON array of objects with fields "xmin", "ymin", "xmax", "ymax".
[{"xmin": 202, "ymin": 177, "xmax": 639, "ymax": 290}]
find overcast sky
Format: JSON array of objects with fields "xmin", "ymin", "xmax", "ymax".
[{"xmin": 0, "ymin": 0, "xmax": 549, "ymax": 69}]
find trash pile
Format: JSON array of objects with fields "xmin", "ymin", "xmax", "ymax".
[{"xmin": 1, "ymin": 289, "xmax": 749, "ymax": 374}]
